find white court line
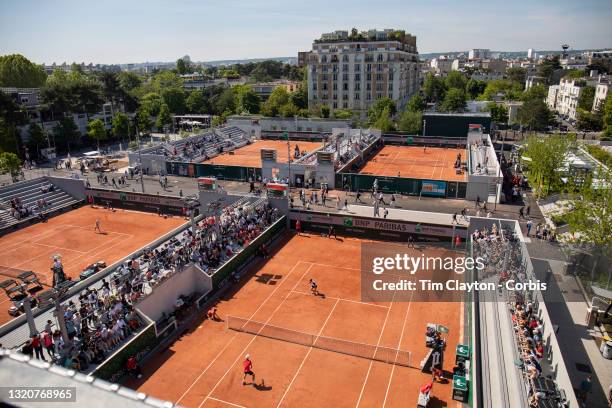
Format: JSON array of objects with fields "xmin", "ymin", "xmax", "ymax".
[
  {"xmin": 309, "ymin": 262, "xmax": 361, "ymax": 272},
  {"xmin": 198, "ymin": 263, "xmax": 315, "ymax": 408},
  {"xmin": 63, "ymin": 224, "xmax": 132, "ymax": 237},
  {"xmin": 30, "ymin": 242, "xmax": 86, "ymax": 254},
  {"xmin": 355, "ymin": 283, "xmax": 398, "ymax": 408},
  {"xmin": 382, "ymin": 290, "xmax": 414, "ymax": 408},
  {"xmin": 275, "ymin": 298, "xmax": 340, "ymax": 408},
  {"xmin": 0, "ymin": 224, "xmax": 65, "ymax": 253},
  {"xmin": 176, "ymin": 261, "xmax": 311, "ymax": 406},
  {"xmin": 290, "ymin": 289, "xmax": 389, "ymax": 310},
  {"xmin": 207, "ymin": 397, "xmax": 248, "ymax": 408}
]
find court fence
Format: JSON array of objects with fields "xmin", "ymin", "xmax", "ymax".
[
  {"xmin": 227, "ymin": 315, "xmax": 414, "ymax": 368},
  {"xmin": 335, "ymin": 173, "xmax": 468, "ymax": 199},
  {"xmin": 166, "ymin": 161, "xmax": 261, "ymax": 182}
]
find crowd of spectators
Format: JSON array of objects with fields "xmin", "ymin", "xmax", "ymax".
[
  {"xmin": 166, "ymin": 133, "xmax": 234, "ymax": 162},
  {"xmin": 472, "ymin": 224, "xmax": 568, "ymax": 407},
  {"xmin": 21, "ymin": 282, "xmax": 143, "ymax": 373},
  {"xmin": 7, "ymin": 186, "xmax": 53, "ymax": 220}
]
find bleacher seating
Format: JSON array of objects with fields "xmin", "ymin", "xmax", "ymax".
[{"xmin": 0, "ymin": 178, "xmax": 80, "ymax": 231}]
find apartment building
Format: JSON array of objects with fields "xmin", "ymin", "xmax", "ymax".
[
  {"xmin": 307, "ymin": 29, "xmax": 419, "ymax": 117},
  {"xmin": 468, "ymin": 48, "xmax": 490, "ymax": 60},
  {"xmin": 548, "ymin": 74, "xmax": 609, "ymax": 120},
  {"xmin": 593, "ymin": 80, "xmax": 609, "ymax": 112},
  {"xmin": 430, "ymin": 56, "xmax": 453, "ymax": 75}
]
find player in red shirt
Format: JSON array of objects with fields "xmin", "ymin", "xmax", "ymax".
[{"xmin": 242, "ymin": 354, "xmax": 255, "ymax": 385}]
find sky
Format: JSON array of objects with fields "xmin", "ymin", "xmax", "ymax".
[{"xmin": 1, "ymin": 0, "xmax": 611, "ymax": 64}]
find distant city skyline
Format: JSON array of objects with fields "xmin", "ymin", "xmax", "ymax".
[{"xmin": 1, "ymin": 0, "xmax": 611, "ymax": 65}]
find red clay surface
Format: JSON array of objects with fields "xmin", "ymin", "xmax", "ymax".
[
  {"xmin": 359, "ymin": 145, "xmax": 467, "ymax": 182},
  {"xmin": 0, "ymin": 206, "xmax": 185, "ymax": 326},
  {"xmin": 201, "ymin": 140, "xmax": 324, "ymax": 168},
  {"xmin": 129, "ymin": 234, "xmax": 463, "ymax": 408}
]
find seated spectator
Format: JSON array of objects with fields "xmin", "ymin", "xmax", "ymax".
[{"xmin": 126, "ymin": 355, "xmax": 142, "ymax": 379}]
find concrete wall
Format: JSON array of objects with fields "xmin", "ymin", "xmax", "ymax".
[
  {"xmin": 466, "ymin": 174, "xmax": 493, "ymax": 202},
  {"xmin": 227, "ymin": 116, "xmax": 350, "ymax": 139},
  {"xmin": 127, "ymin": 152, "xmax": 166, "ymax": 175},
  {"xmin": 135, "ymin": 264, "xmax": 212, "ymax": 322},
  {"xmin": 47, "ymin": 176, "xmax": 86, "ymax": 200}
]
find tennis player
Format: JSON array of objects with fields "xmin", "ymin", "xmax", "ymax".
[
  {"xmin": 309, "ymin": 279, "xmax": 318, "ymax": 295},
  {"xmin": 295, "ymin": 219, "xmax": 302, "ymax": 236},
  {"xmin": 94, "ymin": 218, "xmax": 102, "ymax": 234},
  {"xmin": 242, "ymin": 354, "xmax": 255, "ymax": 385}
]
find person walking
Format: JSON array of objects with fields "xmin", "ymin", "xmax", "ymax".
[{"xmin": 526, "ymin": 219, "xmax": 533, "ymax": 236}]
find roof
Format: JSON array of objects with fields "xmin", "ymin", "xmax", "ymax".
[{"xmin": 0, "ymin": 349, "xmax": 178, "ymax": 408}]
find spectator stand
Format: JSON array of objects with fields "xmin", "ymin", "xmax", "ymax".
[{"xmin": 0, "ymin": 177, "xmax": 82, "ymax": 235}]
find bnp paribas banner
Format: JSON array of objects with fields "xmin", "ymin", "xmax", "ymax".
[{"xmin": 290, "ymin": 210, "xmax": 466, "ymax": 238}]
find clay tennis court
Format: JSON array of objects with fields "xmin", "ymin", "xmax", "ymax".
[
  {"xmin": 129, "ymin": 234, "xmax": 463, "ymax": 408},
  {"xmin": 202, "ymin": 140, "xmax": 324, "ymax": 168},
  {"xmin": 359, "ymin": 145, "xmax": 467, "ymax": 182},
  {"xmin": 0, "ymin": 206, "xmax": 185, "ymax": 326}
]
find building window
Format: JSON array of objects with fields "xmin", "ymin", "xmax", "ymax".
[
  {"xmin": 333, "ymin": 74, "xmax": 338, "ymax": 81},
  {"xmin": 322, "ymin": 74, "xmax": 328, "ymax": 81},
  {"xmin": 343, "ymin": 83, "xmax": 348, "ymax": 91},
  {"xmin": 389, "ymin": 72, "xmax": 394, "ymax": 80},
  {"xmin": 377, "ymin": 92, "xmax": 382, "ymax": 99},
  {"xmin": 376, "ymin": 73, "xmax": 383, "ymax": 81},
  {"xmin": 366, "ymin": 83, "xmax": 371, "ymax": 91},
  {"xmin": 312, "ymin": 83, "xmax": 317, "ymax": 90},
  {"xmin": 342, "ymin": 55, "xmax": 349, "ymax": 62},
  {"xmin": 367, "ymin": 93, "xmax": 372, "ymax": 100},
  {"xmin": 343, "ymin": 102, "xmax": 348, "ymax": 109},
  {"xmin": 333, "ymin": 94, "xmax": 337, "ymax": 100},
  {"xmin": 355, "ymin": 63, "xmax": 360, "ymax": 71},
  {"xmin": 355, "ymin": 73, "xmax": 361, "ymax": 81},
  {"xmin": 321, "ymin": 55, "xmax": 327, "ymax": 63},
  {"xmin": 343, "ymin": 73, "xmax": 348, "ymax": 81},
  {"xmin": 366, "ymin": 64, "xmax": 372, "ymax": 72},
  {"xmin": 343, "ymin": 64, "xmax": 348, "ymax": 71},
  {"xmin": 333, "ymin": 102, "xmax": 338, "ymax": 109},
  {"xmin": 343, "ymin": 94, "xmax": 348, "ymax": 100},
  {"xmin": 333, "ymin": 83, "xmax": 337, "ymax": 90},
  {"xmin": 377, "ymin": 54, "xmax": 383, "ymax": 61},
  {"xmin": 323, "ymin": 83, "xmax": 328, "ymax": 90},
  {"xmin": 388, "ymin": 83, "xmax": 393, "ymax": 91},
  {"xmin": 355, "ymin": 93, "xmax": 360, "ymax": 100},
  {"xmin": 355, "ymin": 83, "xmax": 361, "ymax": 91},
  {"xmin": 376, "ymin": 83, "xmax": 382, "ymax": 91},
  {"xmin": 367, "ymin": 73, "xmax": 371, "ymax": 81}
]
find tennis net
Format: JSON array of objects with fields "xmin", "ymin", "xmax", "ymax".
[{"xmin": 227, "ymin": 315, "xmax": 413, "ymax": 368}]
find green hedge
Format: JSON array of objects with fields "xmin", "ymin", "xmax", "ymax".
[
  {"xmin": 212, "ymin": 216, "xmax": 286, "ymax": 289},
  {"xmin": 92, "ymin": 322, "xmax": 157, "ymax": 382}
]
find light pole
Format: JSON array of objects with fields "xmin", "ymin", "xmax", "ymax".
[{"xmin": 134, "ymin": 120, "xmax": 145, "ymax": 193}]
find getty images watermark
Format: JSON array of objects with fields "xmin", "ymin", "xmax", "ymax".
[{"xmin": 360, "ymin": 242, "xmax": 549, "ymax": 302}]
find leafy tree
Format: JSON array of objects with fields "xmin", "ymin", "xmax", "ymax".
[
  {"xmin": 117, "ymin": 71, "xmax": 142, "ymax": 92},
  {"xmin": 373, "ymin": 106, "xmax": 394, "ymax": 132},
  {"xmin": 565, "ymin": 168, "xmax": 611, "ymax": 281},
  {"xmin": 234, "ymin": 85, "xmax": 260, "ymax": 114},
  {"xmin": 517, "ymin": 98, "xmax": 553, "ymax": 130},
  {"xmin": 151, "ymin": 71, "xmax": 183, "ymax": 90},
  {"xmin": 140, "ymin": 92, "xmax": 163, "ymax": 116},
  {"xmin": 423, "ymin": 73, "xmax": 447, "ymax": 102},
  {"xmin": 479, "ymin": 79, "xmax": 522, "ymax": 101},
  {"xmin": 368, "ymin": 98, "xmax": 396, "ymax": 124},
  {"xmin": 0, "ymin": 151, "xmax": 21, "ymax": 179},
  {"xmin": 0, "ymin": 54, "xmax": 46, "ymax": 87},
  {"xmin": 279, "ymin": 102, "xmax": 299, "ymax": 118},
  {"xmin": 97, "ymin": 71, "xmax": 122, "ymax": 103},
  {"xmin": 506, "ymin": 67, "xmax": 527, "ymax": 88},
  {"xmin": 576, "ymin": 109, "xmax": 602, "ymax": 131},
  {"xmin": 522, "ymin": 133, "xmax": 571, "ymax": 196},
  {"xmin": 466, "ymin": 78, "xmax": 487, "ymax": 99},
  {"xmin": 601, "ymin": 95, "xmax": 612, "ymax": 141},
  {"xmin": 406, "ymin": 94, "xmax": 425, "ymax": 112},
  {"xmin": 262, "ymin": 87, "xmax": 290, "ymax": 117},
  {"xmin": 577, "ymin": 86, "xmax": 596, "ymax": 111},
  {"xmin": 320, "ymin": 104, "xmax": 330, "ymax": 118},
  {"xmin": 538, "ymin": 56, "xmax": 561, "ymax": 85},
  {"xmin": 53, "ymin": 116, "xmax": 80, "ymax": 151},
  {"xmin": 213, "ymin": 88, "xmax": 236, "ymax": 116},
  {"xmin": 111, "ymin": 112, "xmax": 130, "ymax": 140},
  {"xmin": 486, "ymin": 102, "xmax": 508, "ymax": 123},
  {"xmin": 397, "ymin": 110, "xmax": 422, "ymax": 133},
  {"xmin": 439, "ymin": 88, "xmax": 466, "ymax": 112},
  {"xmin": 332, "ymin": 109, "xmax": 353, "ymax": 119},
  {"xmin": 290, "ymin": 81, "xmax": 308, "ymax": 110},
  {"xmin": 156, "ymin": 103, "xmax": 172, "ymax": 130},
  {"xmin": 0, "ymin": 119, "xmax": 19, "ymax": 154},
  {"xmin": 136, "ymin": 108, "xmax": 153, "ymax": 134},
  {"xmin": 87, "ymin": 118, "xmax": 107, "ymax": 151},
  {"xmin": 186, "ymin": 89, "xmax": 210, "ymax": 113},
  {"xmin": 161, "ymin": 87, "xmax": 186, "ymax": 114},
  {"xmin": 521, "ymin": 84, "xmax": 547, "ymax": 102},
  {"xmin": 444, "ymin": 71, "xmax": 467, "ymax": 90},
  {"xmin": 41, "ymin": 70, "xmax": 103, "ymax": 116},
  {"xmin": 176, "ymin": 58, "xmax": 193, "ymax": 75},
  {"xmin": 27, "ymin": 122, "xmax": 46, "ymax": 157}
]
